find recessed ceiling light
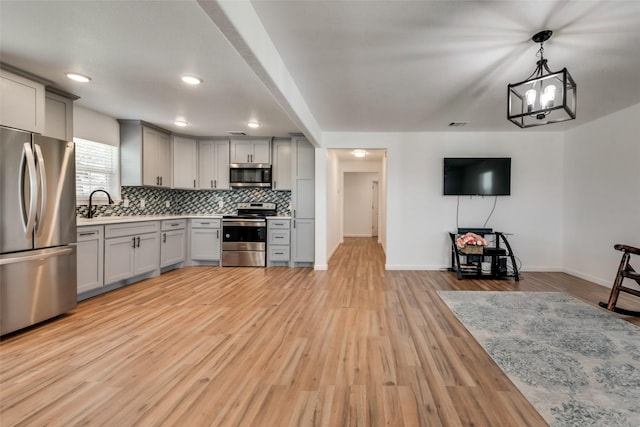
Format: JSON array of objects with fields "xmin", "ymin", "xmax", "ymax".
[
  {"xmin": 66, "ymin": 73, "xmax": 91, "ymax": 83},
  {"xmin": 247, "ymin": 121, "xmax": 260, "ymax": 128},
  {"xmin": 174, "ymin": 120, "xmax": 189, "ymax": 127},
  {"xmin": 352, "ymin": 149, "xmax": 367, "ymax": 158},
  {"xmin": 181, "ymin": 75, "xmax": 202, "ymax": 85}
]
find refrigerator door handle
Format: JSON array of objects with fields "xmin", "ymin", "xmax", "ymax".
[
  {"xmin": 33, "ymin": 143, "xmax": 47, "ymax": 231},
  {"xmin": 0, "ymin": 246, "xmax": 74, "ymax": 266},
  {"xmin": 19, "ymin": 142, "xmax": 38, "ymax": 236}
]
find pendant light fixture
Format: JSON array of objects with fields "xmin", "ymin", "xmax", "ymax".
[{"xmin": 507, "ymin": 30, "xmax": 576, "ymax": 128}]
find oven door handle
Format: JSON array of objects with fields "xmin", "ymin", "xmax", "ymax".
[{"xmin": 223, "ymin": 219, "xmax": 266, "ymax": 227}]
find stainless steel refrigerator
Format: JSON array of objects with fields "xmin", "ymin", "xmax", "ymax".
[{"xmin": 0, "ymin": 126, "xmax": 77, "ymax": 335}]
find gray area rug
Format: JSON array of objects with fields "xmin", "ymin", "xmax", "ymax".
[{"xmin": 437, "ymin": 291, "xmax": 640, "ymax": 427}]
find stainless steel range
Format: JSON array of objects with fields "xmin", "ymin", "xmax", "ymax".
[{"xmin": 222, "ymin": 202, "xmax": 277, "ymax": 267}]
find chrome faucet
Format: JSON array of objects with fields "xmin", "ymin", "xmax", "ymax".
[{"xmin": 87, "ymin": 189, "xmax": 114, "ymax": 218}]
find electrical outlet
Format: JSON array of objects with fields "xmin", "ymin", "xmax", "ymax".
[
  {"xmin": 123, "ymin": 198, "xmax": 130, "ymax": 208},
  {"xmin": 140, "ymin": 199, "xmax": 145, "ymax": 209},
  {"xmin": 165, "ymin": 200, "xmax": 170, "ymax": 208},
  {"xmin": 218, "ymin": 200, "xmax": 224, "ymax": 210}
]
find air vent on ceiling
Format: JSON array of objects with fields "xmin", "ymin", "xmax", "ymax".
[
  {"xmin": 448, "ymin": 121, "xmax": 469, "ymax": 127},
  {"xmin": 227, "ymin": 131, "xmax": 247, "ymax": 136}
]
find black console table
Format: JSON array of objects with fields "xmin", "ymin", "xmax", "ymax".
[{"xmin": 448, "ymin": 231, "xmax": 519, "ymax": 281}]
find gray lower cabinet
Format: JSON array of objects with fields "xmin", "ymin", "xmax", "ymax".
[
  {"xmin": 76, "ymin": 225, "xmax": 104, "ymax": 294},
  {"xmin": 292, "ymin": 219, "xmax": 315, "ymax": 263},
  {"xmin": 104, "ymin": 221, "xmax": 160, "ymax": 285},
  {"xmin": 160, "ymin": 219, "xmax": 186, "ymax": 268},
  {"xmin": 189, "ymin": 219, "xmax": 221, "ymax": 263},
  {"xmin": 267, "ymin": 219, "xmax": 291, "ymax": 266}
]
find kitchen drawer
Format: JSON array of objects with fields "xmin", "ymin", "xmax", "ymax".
[
  {"xmin": 77, "ymin": 225, "xmax": 103, "ymax": 241},
  {"xmin": 268, "ymin": 246, "xmax": 290, "ymax": 261},
  {"xmin": 268, "ymin": 219, "xmax": 290, "ymax": 229},
  {"xmin": 268, "ymin": 229, "xmax": 290, "ymax": 245},
  {"xmin": 161, "ymin": 219, "xmax": 186, "ymax": 231},
  {"xmin": 105, "ymin": 221, "xmax": 159, "ymax": 238},
  {"xmin": 191, "ymin": 218, "xmax": 220, "ymax": 228}
]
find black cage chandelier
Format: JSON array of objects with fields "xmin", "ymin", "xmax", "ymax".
[{"xmin": 507, "ymin": 30, "xmax": 576, "ymax": 128}]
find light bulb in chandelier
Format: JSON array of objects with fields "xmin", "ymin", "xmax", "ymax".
[
  {"xmin": 525, "ymin": 89, "xmax": 536, "ymax": 112},
  {"xmin": 543, "ymin": 85, "xmax": 556, "ymax": 108}
]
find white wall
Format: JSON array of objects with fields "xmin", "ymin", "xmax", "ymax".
[
  {"xmin": 73, "ymin": 105, "xmax": 119, "ymax": 146},
  {"xmin": 563, "ymin": 103, "xmax": 640, "ymax": 286},
  {"xmin": 322, "ymin": 131, "xmax": 564, "ymax": 270},
  {"xmin": 326, "ymin": 150, "xmax": 342, "ymax": 259},
  {"xmin": 344, "ymin": 172, "xmax": 379, "ymax": 237}
]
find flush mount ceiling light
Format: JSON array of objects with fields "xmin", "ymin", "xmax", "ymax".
[
  {"xmin": 181, "ymin": 75, "xmax": 202, "ymax": 85},
  {"xmin": 352, "ymin": 149, "xmax": 367, "ymax": 158},
  {"xmin": 507, "ymin": 30, "xmax": 576, "ymax": 128},
  {"xmin": 66, "ymin": 73, "xmax": 91, "ymax": 83},
  {"xmin": 247, "ymin": 121, "xmax": 260, "ymax": 128},
  {"xmin": 174, "ymin": 120, "xmax": 189, "ymax": 127}
]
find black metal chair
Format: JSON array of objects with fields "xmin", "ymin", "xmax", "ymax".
[{"xmin": 599, "ymin": 244, "xmax": 640, "ymax": 316}]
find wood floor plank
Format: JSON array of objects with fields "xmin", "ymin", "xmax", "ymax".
[{"xmin": 2, "ymin": 237, "xmax": 637, "ymax": 426}]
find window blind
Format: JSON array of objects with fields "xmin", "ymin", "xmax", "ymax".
[{"xmin": 74, "ymin": 138, "xmax": 119, "ymax": 201}]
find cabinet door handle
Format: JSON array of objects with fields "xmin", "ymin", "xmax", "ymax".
[
  {"xmin": 79, "ymin": 232, "xmax": 96, "ymax": 236},
  {"xmin": 216, "ymin": 229, "xmax": 219, "ymax": 238},
  {"xmin": 211, "ymin": 180, "xmax": 214, "ymax": 188},
  {"xmin": 293, "ymin": 220, "xmax": 296, "ymax": 229},
  {"xmin": 163, "ymin": 233, "xmax": 166, "ymax": 243},
  {"xmin": 132, "ymin": 237, "xmax": 136, "ymax": 248},
  {"xmin": 293, "ymin": 209, "xmax": 296, "ymax": 218},
  {"xmin": 136, "ymin": 236, "xmax": 141, "ymax": 247},
  {"xmin": 274, "ymin": 180, "xmax": 276, "ymax": 189},
  {"xmin": 160, "ymin": 176, "xmax": 163, "ymax": 186},
  {"xmin": 214, "ymin": 180, "xmax": 217, "ymax": 188},
  {"xmin": 193, "ymin": 179, "xmax": 196, "ymax": 188}
]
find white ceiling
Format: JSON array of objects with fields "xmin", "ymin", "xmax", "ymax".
[{"xmin": 2, "ymin": 1, "xmax": 640, "ymax": 140}]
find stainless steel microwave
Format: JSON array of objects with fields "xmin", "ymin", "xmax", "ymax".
[{"xmin": 229, "ymin": 163, "xmax": 272, "ymax": 188}]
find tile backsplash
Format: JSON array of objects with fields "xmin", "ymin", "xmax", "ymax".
[{"xmin": 77, "ymin": 186, "xmax": 292, "ymax": 218}]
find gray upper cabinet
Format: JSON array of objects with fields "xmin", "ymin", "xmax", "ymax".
[
  {"xmin": 198, "ymin": 140, "xmax": 230, "ymax": 190},
  {"xmin": 230, "ymin": 138, "xmax": 271, "ymax": 164},
  {"xmin": 172, "ymin": 136, "xmax": 198, "ymax": 189},
  {"xmin": 119, "ymin": 120, "xmax": 171, "ymax": 187},
  {"xmin": 272, "ymin": 138, "xmax": 292, "ymax": 190},
  {"xmin": 45, "ymin": 89, "xmax": 75, "ymax": 141},
  {"xmin": 0, "ymin": 69, "xmax": 45, "ymax": 134}
]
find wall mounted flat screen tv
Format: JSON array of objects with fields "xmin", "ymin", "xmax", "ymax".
[{"xmin": 443, "ymin": 157, "xmax": 511, "ymax": 196}]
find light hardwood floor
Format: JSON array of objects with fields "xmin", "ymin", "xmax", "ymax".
[{"xmin": 1, "ymin": 237, "xmax": 638, "ymax": 426}]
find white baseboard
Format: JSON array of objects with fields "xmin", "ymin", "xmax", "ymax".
[
  {"xmin": 385, "ymin": 264, "xmax": 442, "ymax": 271},
  {"xmin": 344, "ymin": 234, "xmax": 373, "ymax": 237},
  {"xmin": 562, "ymin": 268, "xmax": 611, "ymax": 288},
  {"xmin": 314, "ymin": 264, "xmax": 328, "ymax": 271}
]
